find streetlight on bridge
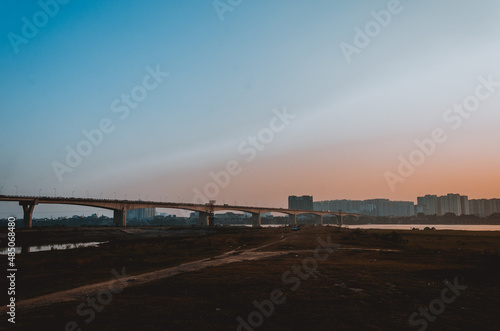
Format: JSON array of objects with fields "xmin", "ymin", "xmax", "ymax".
[
  {"xmin": 39, "ymin": 189, "xmax": 42, "ymax": 196},
  {"xmin": 15, "ymin": 185, "xmax": 18, "ymax": 195},
  {"xmin": 53, "ymin": 188, "xmax": 56, "ymax": 197}
]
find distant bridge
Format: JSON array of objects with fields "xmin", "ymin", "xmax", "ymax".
[{"xmin": 0, "ymin": 195, "xmax": 364, "ymax": 228}]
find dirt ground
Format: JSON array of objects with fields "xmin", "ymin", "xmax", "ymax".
[{"xmin": 1, "ymin": 226, "xmax": 500, "ymax": 330}]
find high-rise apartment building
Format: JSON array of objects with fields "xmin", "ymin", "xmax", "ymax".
[
  {"xmin": 438, "ymin": 194, "xmax": 462, "ymax": 216},
  {"xmin": 492, "ymin": 199, "xmax": 500, "ymax": 215},
  {"xmin": 469, "ymin": 198, "xmax": 500, "ymax": 217},
  {"xmin": 288, "ymin": 195, "xmax": 313, "ymax": 210},
  {"xmin": 127, "ymin": 208, "xmax": 156, "ymax": 220},
  {"xmin": 460, "ymin": 195, "xmax": 470, "ymax": 215},
  {"xmin": 417, "ymin": 193, "xmax": 469, "ymax": 216},
  {"xmin": 417, "ymin": 195, "xmax": 438, "ymax": 215}
]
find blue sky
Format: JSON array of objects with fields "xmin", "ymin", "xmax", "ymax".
[{"xmin": 1, "ymin": 0, "xmax": 500, "ymax": 218}]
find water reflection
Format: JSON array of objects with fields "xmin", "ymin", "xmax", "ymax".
[{"xmin": 0, "ymin": 241, "xmax": 107, "ymax": 255}]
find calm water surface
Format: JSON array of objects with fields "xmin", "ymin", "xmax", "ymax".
[{"xmin": 0, "ymin": 241, "xmax": 107, "ymax": 255}]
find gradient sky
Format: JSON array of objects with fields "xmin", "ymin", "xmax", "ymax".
[{"xmin": 1, "ymin": 0, "xmax": 500, "ymax": 218}]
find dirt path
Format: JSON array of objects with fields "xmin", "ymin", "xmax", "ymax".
[
  {"xmin": 4, "ymin": 233, "xmax": 397, "ymax": 314},
  {"xmin": 2, "ymin": 238, "xmax": 293, "ymax": 313}
]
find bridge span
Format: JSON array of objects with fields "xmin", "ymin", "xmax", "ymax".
[{"xmin": 0, "ymin": 195, "xmax": 363, "ymax": 228}]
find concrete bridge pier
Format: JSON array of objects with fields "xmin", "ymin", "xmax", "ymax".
[
  {"xmin": 20, "ymin": 200, "xmax": 38, "ymax": 228},
  {"xmin": 113, "ymin": 209, "xmax": 127, "ymax": 227},
  {"xmin": 199, "ymin": 212, "xmax": 215, "ymax": 226},
  {"xmin": 338, "ymin": 210, "xmax": 343, "ymax": 227},
  {"xmin": 319, "ymin": 215, "xmax": 324, "ymax": 226},
  {"xmin": 251, "ymin": 212, "xmax": 261, "ymax": 227},
  {"xmin": 288, "ymin": 214, "xmax": 296, "ymax": 226}
]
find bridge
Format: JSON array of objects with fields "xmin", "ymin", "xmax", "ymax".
[{"xmin": 0, "ymin": 195, "xmax": 364, "ymax": 228}]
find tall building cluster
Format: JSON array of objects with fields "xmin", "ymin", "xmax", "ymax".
[
  {"xmin": 313, "ymin": 199, "xmax": 415, "ymax": 217},
  {"xmin": 417, "ymin": 194, "xmax": 468, "ymax": 216},
  {"xmin": 469, "ymin": 199, "xmax": 500, "ymax": 217},
  {"xmin": 294, "ymin": 194, "xmax": 500, "ymax": 218},
  {"xmin": 417, "ymin": 194, "xmax": 500, "ymax": 217}
]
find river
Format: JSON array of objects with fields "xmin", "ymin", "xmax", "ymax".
[{"xmin": 258, "ymin": 224, "xmax": 500, "ymax": 231}]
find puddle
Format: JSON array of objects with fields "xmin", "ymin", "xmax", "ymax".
[{"xmin": 0, "ymin": 241, "xmax": 108, "ymax": 254}]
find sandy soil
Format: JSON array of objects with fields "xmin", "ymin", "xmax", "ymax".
[
  {"xmin": 3, "ymin": 227, "xmax": 500, "ymax": 330},
  {"xmin": 1, "ymin": 232, "xmax": 393, "ymax": 315},
  {"xmin": 1, "ymin": 238, "xmax": 294, "ymax": 313}
]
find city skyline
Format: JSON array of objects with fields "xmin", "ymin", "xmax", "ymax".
[
  {"xmin": 315, "ymin": 194, "xmax": 500, "ymax": 218},
  {"xmin": 1, "ymin": 1, "xmax": 500, "ymax": 217},
  {"xmin": 2, "ymin": 190, "xmax": 500, "ymax": 219}
]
